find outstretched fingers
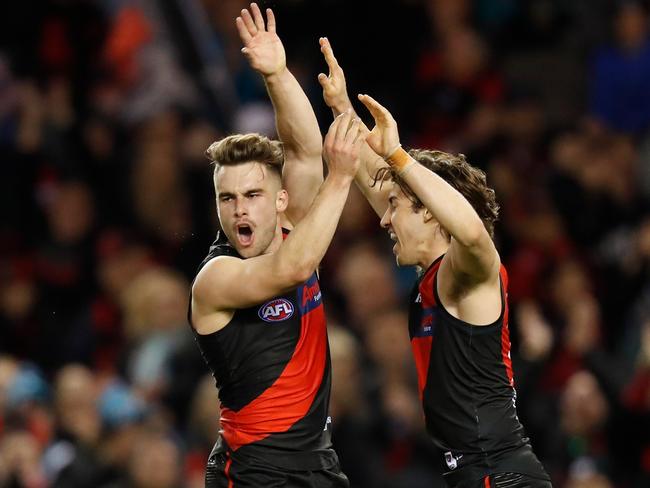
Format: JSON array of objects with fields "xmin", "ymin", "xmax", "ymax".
[
  {"xmin": 320, "ymin": 37, "xmax": 335, "ymax": 57},
  {"xmin": 319, "ymin": 37, "xmax": 340, "ymax": 72},
  {"xmin": 266, "ymin": 8, "xmax": 276, "ymax": 33},
  {"xmin": 235, "ymin": 16, "xmax": 252, "ymax": 44},
  {"xmin": 357, "ymin": 94, "xmax": 391, "ymax": 124},
  {"xmin": 334, "ymin": 110, "xmax": 353, "ymax": 142},
  {"xmin": 240, "ymin": 8, "xmax": 258, "ymax": 37},
  {"xmin": 250, "ymin": 3, "xmax": 266, "ymax": 31},
  {"xmin": 238, "ymin": 4, "xmax": 275, "ymax": 46},
  {"xmin": 344, "ymin": 117, "xmax": 361, "ymax": 145},
  {"xmin": 317, "ymin": 38, "xmax": 334, "ymax": 89},
  {"xmin": 324, "ymin": 112, "xmax": 343, "ymax": 146}
]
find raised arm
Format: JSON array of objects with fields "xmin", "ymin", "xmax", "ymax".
[
  {"xmin": 237, "ymin": 3, "xmax": 322, "ymax": 225},
  {"xmin": 192, "ymin": 113, "xmax": 364, "ymax": 333},
  {"xmin": 358, "ymin": 94, "xmax": 499, "ymax": 284},
  {"xmin": 317, "ymin": 37, "xmax": 390, "ymax": 217}
]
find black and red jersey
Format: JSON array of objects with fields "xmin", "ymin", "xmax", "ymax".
[
  {"xmin": 189, "ymin": 232, "xmax": 334, "ymax": 465},
  {"xmin": 409, "ymin": 256, "xmax": 549, "ymax": 484}
]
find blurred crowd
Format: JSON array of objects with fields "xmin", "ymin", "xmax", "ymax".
[{"xmin": 1, "ymin": 0, "xmax": 650, "ymax": 487}]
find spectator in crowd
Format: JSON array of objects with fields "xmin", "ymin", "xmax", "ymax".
[
  {"xmin": 1, "ymin": 1, "xmax": 650, "ymax": 486},
  {"xmin": 590, "ymin": 1, "xmax": 650, "ymax": 134}
]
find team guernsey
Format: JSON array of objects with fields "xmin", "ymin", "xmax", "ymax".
[
  {"xmin": 189, "ymin": 231, "xmax": 337, "ymax": 473},
  {"xmin": 409, "ymin": 255, "xmax": 550, "ymax": 485}
]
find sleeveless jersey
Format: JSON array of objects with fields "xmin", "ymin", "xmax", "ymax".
[
  {"xmin": 189, "ymin": 231, "xmax": 333, "ymax": 460},
  {"xmin": 409, "ymin": 256, "xmax": 549, "ymax": 483}
]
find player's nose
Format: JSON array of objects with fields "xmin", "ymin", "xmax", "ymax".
[
  {"xmin": 380, "ymin": 207, "xmax": 391, "ymax": 228},
  {"xmin": 234, "ymin": 197, "xmax": 248, "ymax": 216}
]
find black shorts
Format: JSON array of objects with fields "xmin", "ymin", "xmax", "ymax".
[
  {"xmin": 205, "ymin": 438, "xmax": 349, "ymax": 488},
  {"xmin": 453, "ymin": 472, "xmax": 553, "ymax": 488}
]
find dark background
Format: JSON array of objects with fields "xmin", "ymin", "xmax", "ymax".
[{"xmin": 0, "ymin": 0, "xmax": 649, "ymax": 487}]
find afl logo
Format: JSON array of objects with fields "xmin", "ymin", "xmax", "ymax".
[{"xmin": 259, "ymin": 298, "xmax": 294, "ymax": 322}]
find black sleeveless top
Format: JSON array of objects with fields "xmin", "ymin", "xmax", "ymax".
[
  {"xmin": 189, "ymin": 232, "xmax": 334, "ymax": 462},
  {"xmin": 409, "ymin": 256, "xmax": 549, "ymax": 483}
]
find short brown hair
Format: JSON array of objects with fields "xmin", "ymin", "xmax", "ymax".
[
  {"xmin": 206, "ymin": 133, "xmax": 284, "ymax": 178},
  {"xmin": 373, "ymin": 149, "xmax": 499, "ymax": 237}
]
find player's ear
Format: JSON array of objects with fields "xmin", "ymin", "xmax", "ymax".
[
  {"xmin": 422, "ymin": 208, "xmax": 435, "ymax": 223},
  {"xmin": 276, "ymin": 189, "xmax": 289, "ymax": 212}
]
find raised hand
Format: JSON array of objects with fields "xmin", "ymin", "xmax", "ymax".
[
  {"xmin": 357, "ymin": 94, "xmax": 401, "ymax": 158},
  {"xmin": 317, "ymin": 37, "xmax": 352, "ymax": 114},
  {"xmin": 236, "ymin": 3, "xmax": 285, "ymax": 77},
  {"xmin": 323, "ymin": 110, "xmax": 365, "ymax": 179}
]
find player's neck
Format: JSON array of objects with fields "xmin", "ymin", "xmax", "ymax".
[
  {"xmin": 419, "ymin": 240, "xmax": 449, "ymax": 270},
  {"xmin": 262, "ymin": 223, "xmax": 286, "ymax": 255}
]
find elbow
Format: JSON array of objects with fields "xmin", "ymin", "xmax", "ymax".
[
  {"xmin": 275, "ymin": 259, "xmax": 315, "ymax": 288},
  {"xmin": 289, "ymin": 261, "xmax": 316, "ymax": 285}
]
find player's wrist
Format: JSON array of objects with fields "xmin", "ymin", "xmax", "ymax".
[
  {"xmin": 384, "ymin": 145, "xmax": 414, "ymax": 174},
  {"xmin": 325, "ymin": 171, "xmax": 355, "ymax": 187},
  {"xmin": 332, "ymin": 99, "xmax": 353, "ymax": 116},
  {"xmin": 263, "ymin": 66, "xmax": 289, "ymax": 82}
]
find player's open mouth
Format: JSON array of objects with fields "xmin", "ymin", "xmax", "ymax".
[
  {"xmin": 236, "ymin": 224, "xmax": 254, "ymax": 246},
  {"xmin": 389, "ymin": 232, "xmax": 399, "ymax": 253}
]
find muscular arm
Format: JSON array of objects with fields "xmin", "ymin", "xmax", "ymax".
[
  {"xmin": 192, "ymin": 112, "xmax": 364, "ymax": 333},
  {"xmin": 237, "ymin": 4, "xmax": 322, "ymax": 225},
  {"xmin": 318, "ymin": 37, "xmax": 389, "ymax": 217},
  {"xmin": 358, "ymin": 94, "xmax": 499, "ymax": 284},
  {"xmin": 397, "ymin": 159, "xmax": 498, "ymax": 282},
  {"xmin": 267, "ymin": 70, "xmax": 323, "ymax": 225},
  {"xmin": 193, "ymin": 173, "xmax": 353, "ymax": 311}
]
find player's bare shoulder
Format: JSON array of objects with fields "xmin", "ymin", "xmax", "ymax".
[
  {"xmin": 438, "ymin": 250, "xmax": 503, "ymax": 326},
  {"xmin": 193, "ymin": 256, "xmax": 240, "ymax": 303},
  {"xmin": 191, "ymin": 256, "xmax": 239, "ymax": 335}
]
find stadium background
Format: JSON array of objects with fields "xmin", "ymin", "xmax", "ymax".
[{"xmin": 1, "ymin": 0, "xmax": 650, "ymax": 486}]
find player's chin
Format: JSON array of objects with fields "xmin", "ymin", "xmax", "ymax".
[
  {"xmin": 237, "ymin": 245, "xmax": 258, "ymax": 259},
  {"xmin": 394, "ymin": 249, "xmax": 415, "ymax": 268}
]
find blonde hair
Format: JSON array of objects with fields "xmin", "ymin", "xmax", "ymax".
[{"xmin": 206, "ymin": 133, "xmax": 283, "ymax": 178}]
